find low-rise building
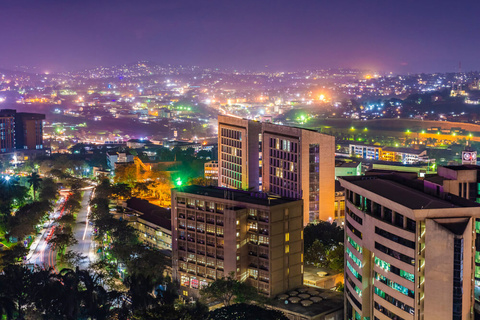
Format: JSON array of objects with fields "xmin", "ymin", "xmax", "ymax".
[
  {"xmin": 123, "ymin": 198, "xmax": 172, "ymax": 254},
  {"xmin": 267, "ymin": 287, "xmax": 344, "ymax": 320},
  {"xmin": 204, "ymin": 160, "xmax": 219, "ymax": 181},
  {"xmin": 106, "ymin": 151, "xmax": 134, "ymax": 169}
]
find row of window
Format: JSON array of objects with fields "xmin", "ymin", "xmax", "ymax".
[
  {"xmin": 347, "ymin": 220, "xmax": 363, "ymax": 239},
  {"xmin": 347, "ymin": 260, "xmax": 362, "ymax": 282},
  {"xmin": 374, "ymin": 256, "xmax": 414, "ymax": 283},
  {"xmin": 375, "ymin": 242, "xmax": 415, "ymax": 266},
  {"xmin": 346, "ymin": 247, "xmax": 362, "ymax": 268},
  {"xmin": 375, "ymin": 227, "xmax": 415, "ymax": 250},
  {"xmin": 269, "ymin": 138, "xmax": 298, "ymax": 153},
  {"xmin": 347, "ymin": 235, "xmax": 362, "ymax": 254},
  {"xmin": 374, "ymin": 301, "xmax": 404, "ymax": 320},
  {"xmin": 374, "ymin": 286, "xmax": 415, "ymax": 315},
  {"xmin": 374, "ymin": 272, "xmax": 414, "ymax": 299},
  {"xmin": 220, "ymin": 137, "xmax": 242, "ymax": 149},
  {"xmin": 221, "ymin": 128, "xmax": 242, "ymax": 140}
]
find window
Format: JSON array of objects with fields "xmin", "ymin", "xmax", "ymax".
[
  {"xmin": 285, "ymin": 245, "xmax": 289, "ymax": 253},
  {"xmin": 285, "ymin": 233, "xmax": 289, "ymax": 242}
]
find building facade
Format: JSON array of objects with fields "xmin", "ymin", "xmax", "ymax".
[
  {"xmin": 340, "ymin": 174, "xmax": 480, "ymax": 320},
  {"xmin": 171, "ymin": 186, "xmax": 304, "ymax": 298},
  {"xmin": 218, "ymin": 116, "xmax": 335, "ymax": 225},
  {"xmin": 218, "ymin": 116, "xmax": 262, "ymax": 190},
  {"xmin": 349, "ymin": 144, "xmax": 428, "ymax": 164}
]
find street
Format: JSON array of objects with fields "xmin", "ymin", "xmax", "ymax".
[
  {"xmin": 69, "ymin": 188, "xmax": 95, "ymax": 269},
  {"xmin": 26, "ymin": 188, "xmax": 95, "ymax": 270}
]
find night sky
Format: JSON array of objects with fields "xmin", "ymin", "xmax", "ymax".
[{"xmin": 1, "ymin": 0, "xmax": 479, "ymax": 73}]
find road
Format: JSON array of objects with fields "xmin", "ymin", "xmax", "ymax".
[
  {"xmin": 69, "ymin": 189, "xmax": 95, "ymax": 269},
  {"xmin": 26, "ymin": 198, "xmax": 66, "ymax": 270},
  {"xmin": 27, "ymin": 188, "xmax": 95, "ymax": 270}
]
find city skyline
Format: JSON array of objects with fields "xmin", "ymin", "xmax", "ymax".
[{"xmin": 2, "ymin": 0, "xmax": 480, "ymax": 74}]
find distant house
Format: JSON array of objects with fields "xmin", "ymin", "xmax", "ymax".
[{"xmin": 106, "ymin": 151, "xmax": 134, "ymax": 169}]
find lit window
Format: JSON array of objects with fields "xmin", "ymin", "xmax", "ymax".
[
  {"xmin": 285, "ymin": 233, "xmax": 289, "ymax": 242},
  {"xmin": 285, "ymin": 245, "xmax": 289, "ymax": 253}
]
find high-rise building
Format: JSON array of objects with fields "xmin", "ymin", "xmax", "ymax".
[
  {"xmin": 340, "ymin": 173, "xmax": 480, "ymax": 320},
  {"xmin": 171, "ymin": 185, "xmax": 303, "ymax": 298},
  {"xmin": 218, "ymin": 115, "xmax": 335, "ymax": 225}
]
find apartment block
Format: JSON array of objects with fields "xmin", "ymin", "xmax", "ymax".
[
  {"xmin": 339, "ymin": 173, "xmax": 480, "ymax": 320},
  {"xmin": 218, "ymin": 116, "xmax": 335, "ymax": 225},
  {"xmin": 171, "ymin": 186, "xmax": 303, "ymax": 298}
]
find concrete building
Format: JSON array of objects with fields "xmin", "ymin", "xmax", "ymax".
[
  {"xmin": 349, "ymin": 144, "xmax": 382, "ymax": 160},
  {"xmin": 335, "ymin": 160, "xmax": 362, "ymax": 179},
  {"xmin": 123, "ymin": 198, "xmax": 172, "ymax": 254},
  {"xmin": 171, "ymin": 185, "xmax": 303, "ymax": 298},
  {"xmin": 106, "ymin": 151, "xmax": 134, "ymax": 169},
  {"xmin": 381, "ymin": 147, "xmax": 428, "ymax": 165},
  {"xmin": 339, "ymin": 173, "xmax": 480, "ymax": 320},
  {"xmin": 204, "ymin": 160, "xmax": 219, "ymax": 182},
  {"xmin": 218, "ymin": 115, "xmax": 335, "ymax": 225},
  {"xmin": 349, "ymin": 144, "xmax": 429, "ymax": 165},
  {"xmin": 334, "ymin": 181, "xmax": 345, "ymax": 225}
]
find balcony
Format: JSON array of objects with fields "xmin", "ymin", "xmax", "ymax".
[
  {"xmin": 259, "ymin": 278, "xmax": 269, "ymax": 283},
  {"xmin": 187, "ymin": 216, "xmax": 195, "ymax": 221},
  {"xmin": 259, "ymin": 254, "xmax": 268, "ymax": 259},
  {"xmin": 206, "ymin": 219, "xmax": 215, "ymax": 224},
  {"xmin": 178, "ymin": 214, "xmax": 186, "ymax": 219},
  {"xmin": 197, "ymin": 217, "xmax": 205, "ymax": 222},
  {"xmin": 249, "ymin": 263, "xmax": 258, "ymax": 268},
  {"xmin": 216, "ymin": 221, "xmax": 224, "ymax": 226},
  {"xmin": 249, "ymin": 251, "xmax": 258, "ymax": 257},
  {"xmin": 259, "ymin": 265, "xmax": 269, "ymax": 271},
  {"xmin": 179, "ymin": 246, "xmax": 186, "ymax": 251},
  {"xmin": 178, "ymin": 225, "xmax": 185, "ymax": 230}
]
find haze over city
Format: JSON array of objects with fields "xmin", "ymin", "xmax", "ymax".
[{"xmin": 1, "ymin": 0, "xmax": 480, "ymax": 73}]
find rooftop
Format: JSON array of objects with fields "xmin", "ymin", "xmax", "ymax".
[
  {"xmin": 173, "ymin": 185, "xmax": 301, "ymax": 206},
  {"xmin": 126, "ymin": 198, "xmax": 171, "ymax": 230},
  {"xmin": 340, "ymin": 175, "xmax": 480, "ymax": 209},
  {"xmin": 335, "ymin": 161, "xmax": 361, "ymax": 168},
  {"xmin": 267, "ymin": 287, "xmax": 343, "ymax": 319},
  {"xmin": 382, "ymin": 147, "xmax": 426, "ymax": 154},
  {"xmin": 442, "ymin": 165, "xmax": 480, "ymax": 171}
]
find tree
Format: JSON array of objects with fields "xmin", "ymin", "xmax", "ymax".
[
  {"xmin": 327, "ymin": 244, "xmax": 345, "ymax": 272},
  {"xmin": 48, "ymin": 229, "xmax": 77, "ymax": 254},
  {"xmin": 111, "ymin": 183, "xmax": 132, "ymax": 200},
  {"xmin": 38, "ymin": 177, "xmax": 58, "ymax": 203},
  {"xmin": 27, "ymin": 172, "xmax": 43, "ymax": 202},
  {"xmin": 207, "ymin": 303, "xmax": 288, "ymax": 320},
  {"xmin": 200, "ymin": 273, "xmax": 259, "ymax": 306},
  {"xmin": 303, "ymin": 221, "xmax": 343, "ymax": 249},
  {"xmin": 304, "ymin": 239, "xmax": 328, "ymax": 267}
]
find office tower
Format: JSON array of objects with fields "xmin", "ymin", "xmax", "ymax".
[
  {"xmin": 171, "ymin": 185, "xmax": 303, "ymax": 298},
  {"xmin": 218, "ymin": 115, "xmax": 335, "ymax": 225},
  {"xmin": 339, "ymin": 173, "xmax": 480, "ymax": 320}
]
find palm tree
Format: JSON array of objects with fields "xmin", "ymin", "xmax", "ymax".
[{"xmin": 27, "ymin": 172, "xmax": 42, "ymax": 202}]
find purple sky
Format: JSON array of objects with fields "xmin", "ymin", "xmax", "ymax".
[{"xmin": 1, "ymin": 0, "xmax": 479, "ymax": 73}]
